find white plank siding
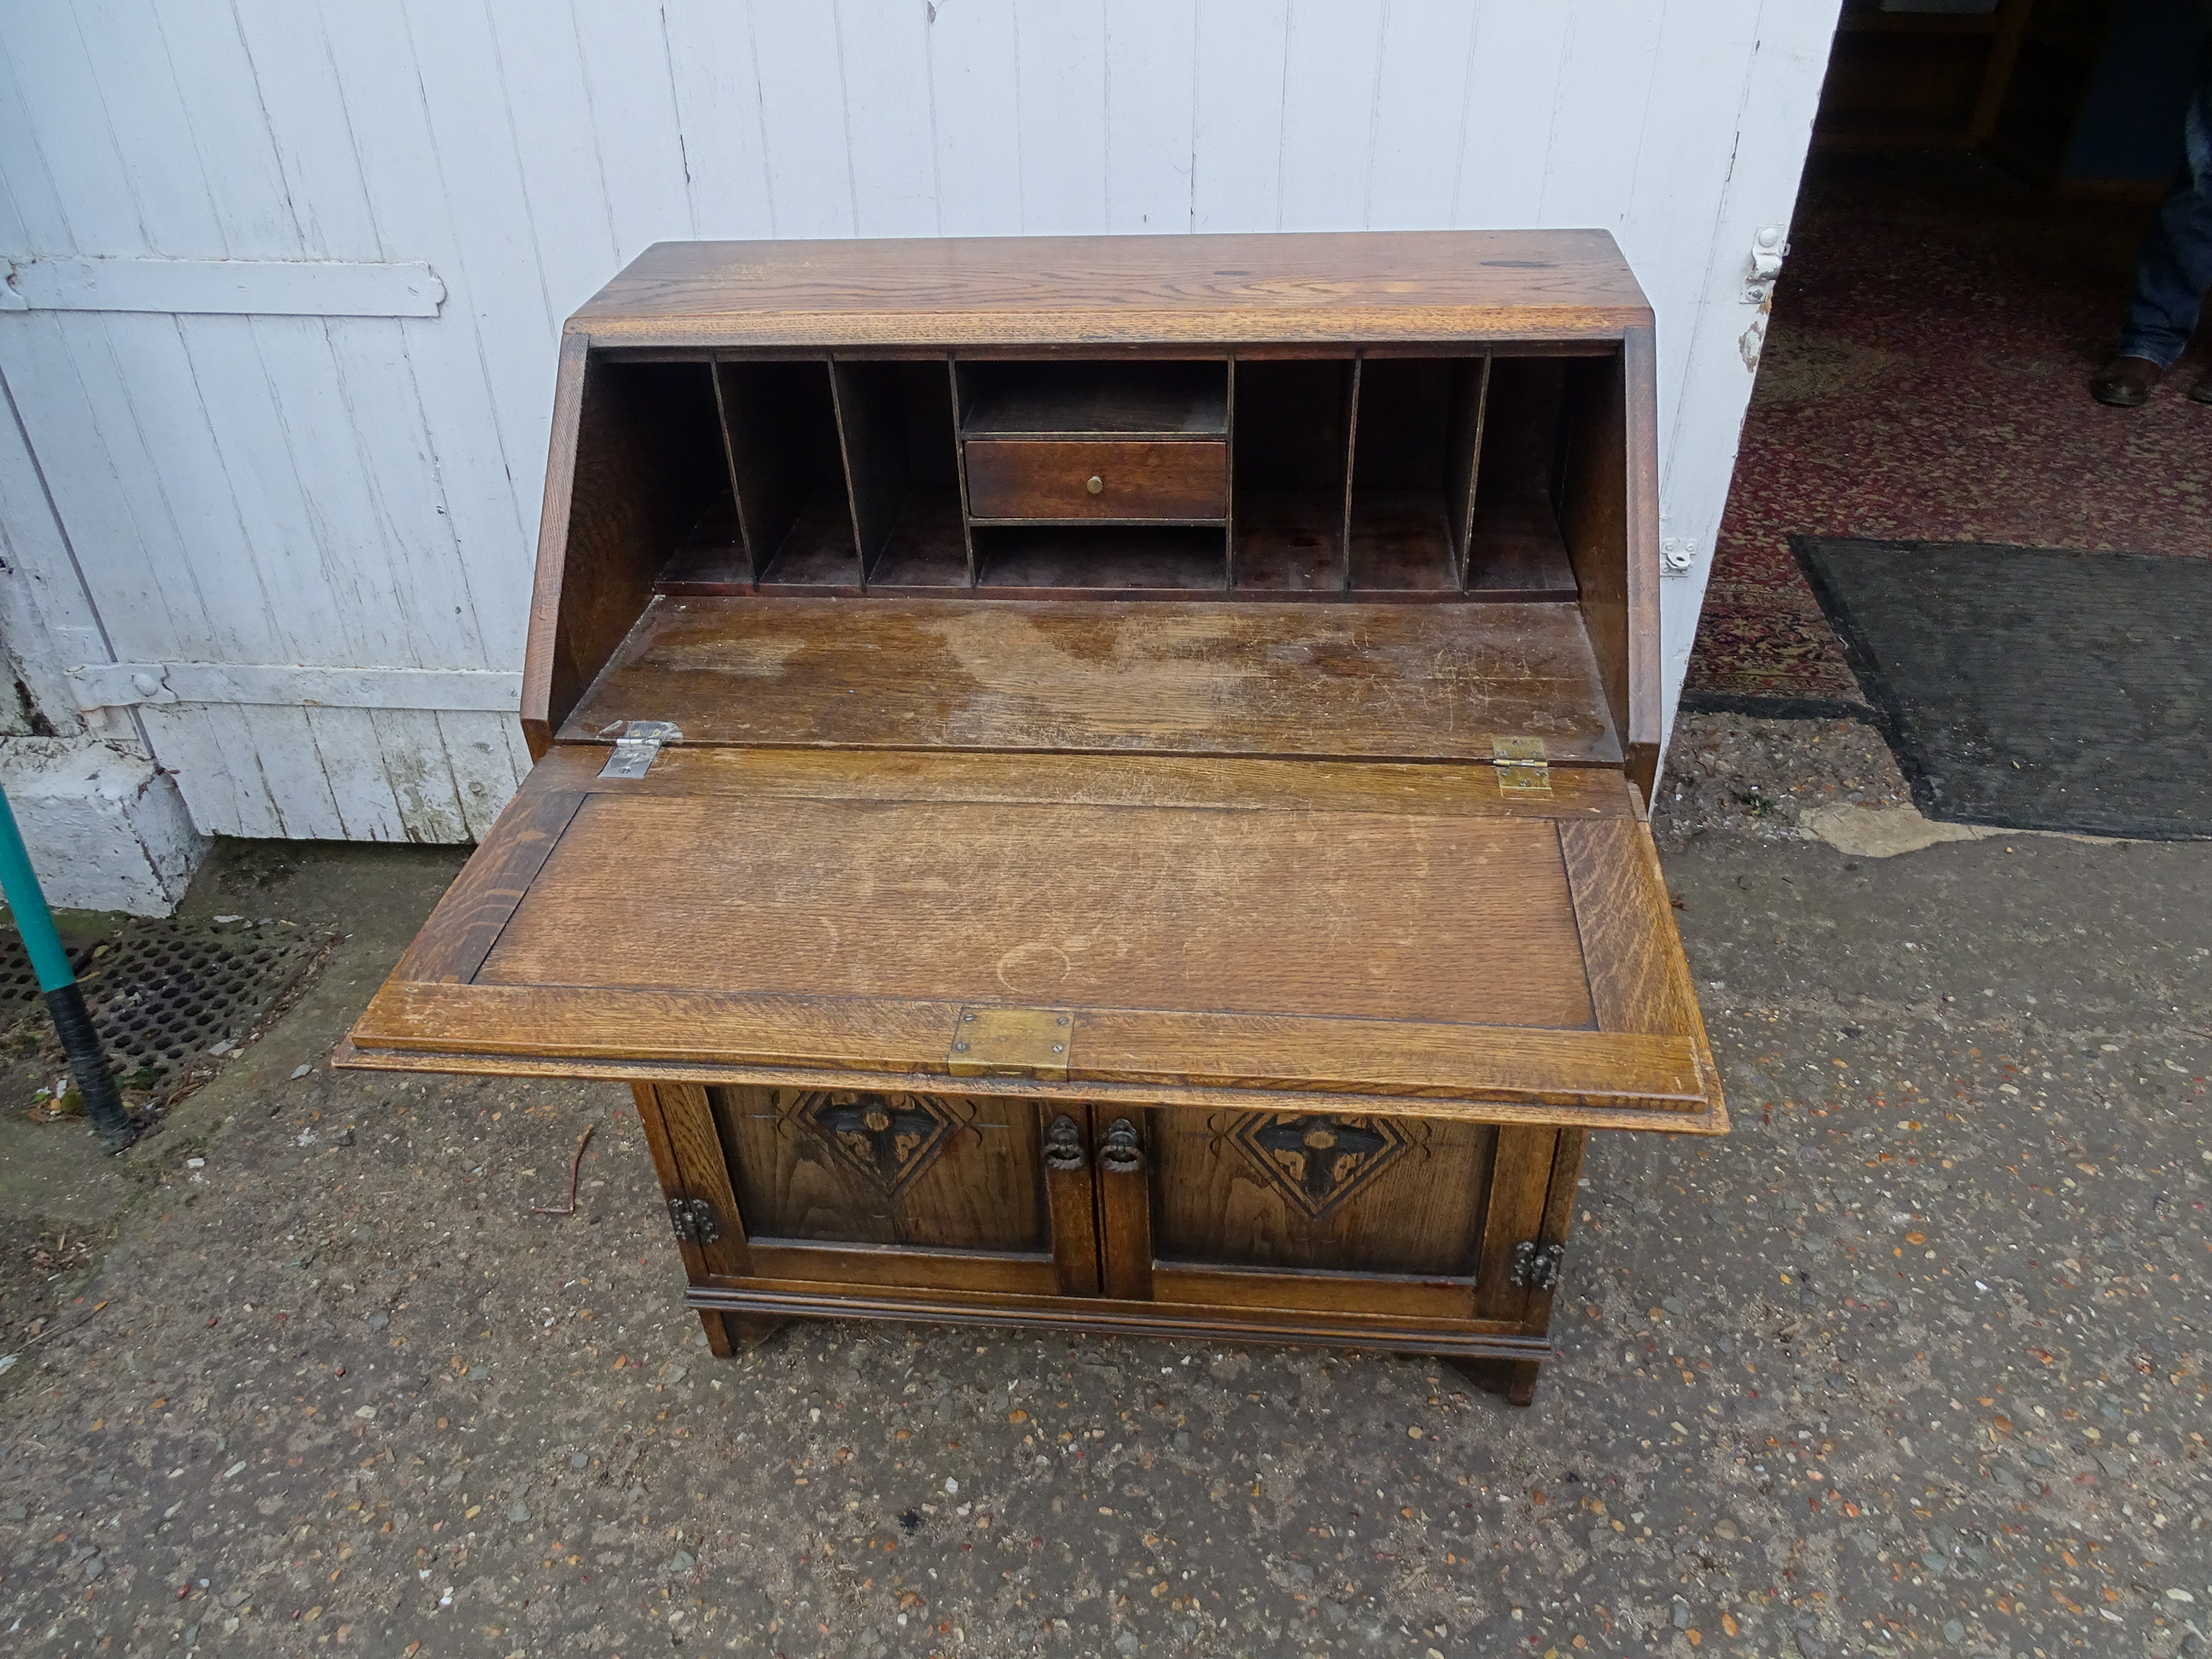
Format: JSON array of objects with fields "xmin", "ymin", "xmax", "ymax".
[{"xmin": 0, "ymin": 0, "xmax": 1839, "ymax": 841}]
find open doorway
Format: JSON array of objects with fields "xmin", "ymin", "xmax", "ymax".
[{"xmin": 1672, "ymin": 0, "xmax": 2212, "ymax": 840}]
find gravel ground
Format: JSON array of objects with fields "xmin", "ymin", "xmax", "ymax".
[
  {"xmin": 1653, "ymin": 713, "xmax": 1912, "ymax": 852},
  {"xmin": 1, "ymin": 747, "xmax": 2207, "ymax": 1659}
]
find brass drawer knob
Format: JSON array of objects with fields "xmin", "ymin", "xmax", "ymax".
[{"xmin": 1086, "ymin": 474, "xmax": 1103, "ymax": 495}]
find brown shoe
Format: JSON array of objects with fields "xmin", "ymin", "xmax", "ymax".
[
  {"xmin": 2092, "ymin": 355, "xmax": 2163, "ymax": 406},
  {"xmin": 2191, "ymin": 368, "xmax": 2212, "ymax": 405}
]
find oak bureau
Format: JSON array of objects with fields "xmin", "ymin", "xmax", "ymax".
[{"xmin": 341, "ymin": 230, "xmax": 1725, "ymax": 1406}]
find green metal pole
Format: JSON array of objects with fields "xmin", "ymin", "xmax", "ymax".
[{"xmin": 0, "ymin": 784, "xmax": 136, "ymax": 1151}]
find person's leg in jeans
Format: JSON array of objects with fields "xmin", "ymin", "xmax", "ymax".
[{"xmin": 2092, "ymin": 45, "xmax": 2212, "ymax": 406}]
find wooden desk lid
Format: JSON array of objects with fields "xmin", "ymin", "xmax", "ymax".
[
  {"xmin": 569, "ymin": 230, "xmax": 1651, "ymax": 349},
  {"xmin": 344, "ymin": 745, "xmax": 1721, "ymax": 1135}
]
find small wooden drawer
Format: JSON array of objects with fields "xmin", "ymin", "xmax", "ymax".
[{"xmin": 965, "ymin": 439, "xmax": 1228, "ymax": 521}]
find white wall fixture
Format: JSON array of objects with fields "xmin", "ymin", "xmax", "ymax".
[
  {"xmin": 66, "ymin": 664, "xmax": 522, "ymax": 714},
  {"xmin": 1743, "ymin": 225, "xmax": 1791, "ymax": 306},
  {"xmin": 0, "ymin": 258, "xmax": 445, "ymax": 317}
]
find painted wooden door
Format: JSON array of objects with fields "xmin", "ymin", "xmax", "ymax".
[{"xmin": 0, "ymin": 2, "xmax": 1840, "ymax": 843}]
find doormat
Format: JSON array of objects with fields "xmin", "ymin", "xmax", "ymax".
[{"xmin": 1794, "ymin": 537, "xmax": 2212, "ymax": 839}]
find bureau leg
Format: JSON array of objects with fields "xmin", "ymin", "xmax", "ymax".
[
  {"xmin": 699, "ymin": 1311, "xmax": 787, "ymax": 1356},
  {"xmin": 1447, "ymin": 1356, "xmax": 1542, "ymax": 1408}
]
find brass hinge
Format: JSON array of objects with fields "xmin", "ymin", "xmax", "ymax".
[
  {"xmin": 667, "ymin": 1197, "xmax": 720, "ymax": 1245},
  {"xmin": 1493, "ymin": 736, "xmax": 1551, "ymax": 796},
  {"xmin": 600, "ymin": 719, "xmax": 682, "ymax": 779},
  {"xmin": 1510, "ymin": 1240, "xmax": 1564, "ymax": 1291},
  {"xmin": 947, "ymin": 1006, "xmax": 1072, "ymax": 1081}
]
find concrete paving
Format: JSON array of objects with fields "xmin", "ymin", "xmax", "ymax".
[{"xmin": 0, "ymin": 816, "xmax": 2205, "ymax": 1658}]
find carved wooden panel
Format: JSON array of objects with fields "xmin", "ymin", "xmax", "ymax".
[
  {"xmin": 713, "ymin": 1085, "xmax": 1046, "ymax": 1254},
  {"xmin": 1146, "ymin": 1108, "xmax": 1495, "ymax": 1278}
]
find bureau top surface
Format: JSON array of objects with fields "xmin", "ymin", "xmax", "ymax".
[{"xmin": 568, "ymin": 230, "xmax": 1650, "ymax": 348}]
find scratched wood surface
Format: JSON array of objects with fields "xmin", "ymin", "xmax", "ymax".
[
  {"xmin": 573, "ymin": 230, "xmax": 1650, "ymax": 346},
  {"xmin": 508, "ymin": 741, "xmax": 1639, "ymax": 819},
  {"xmin": 476, "ymin": 792, "xmax": 1596, "ymax": 1029},
  {"xmin": 387, "ymin": 788, "xmax": 582, "ymax": 983},
  {"xmin": 349, "ymin": 981, "xmax": 1709, "ymax": 1116},
  {"xmin": 562, "ymin": 596, "xmax": 1621, "ymax": 763}
]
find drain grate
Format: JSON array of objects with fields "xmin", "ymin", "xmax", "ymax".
[
  {"xmin": 72, "ymin": 921, "xmax": 329, "ymax": 1102},
  {"xmin": 0, "ymin": 933, "xmax": 66, "ymax": 1028},
  {"xmin": 3, "ymin": 918, "xmax": 331, "ymax": 1109}
]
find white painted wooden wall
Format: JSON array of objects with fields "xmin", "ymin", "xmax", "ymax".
[{"xmin": 0, "ymin": 0, "xmax": 1841, "ymax": 843}]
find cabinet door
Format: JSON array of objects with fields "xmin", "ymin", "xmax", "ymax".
[
  {"xmin": 1098, "ymin": 1106, "xmax": 1575, "ymax": 1327},
  {"xmin": 701, "ymin": 1085, "xmax": 1100, "ymax": 1297}
]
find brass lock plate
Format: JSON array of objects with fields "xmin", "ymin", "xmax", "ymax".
[{"xmin": 947, "ymin": 1006, "xmax": 1073, "ymax": 1081}]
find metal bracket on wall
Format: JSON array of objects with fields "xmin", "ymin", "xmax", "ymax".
[{"xmin": 1743, "ymin": 224, "xmax": 1789, "ymax": 305}]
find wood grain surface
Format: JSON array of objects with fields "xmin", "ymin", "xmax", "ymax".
[
  {"xmin": 337, "ymin": 1034, "xmax": 1720, "ymax": 1134},
  {"xmin": 683, "ymin": 1278, "xmax": 1547, "ymax": 1359},
  {"xmin": 1093, "ymin": 1109, "xmax": 1155, "ymax": 1301},
  {"xmin": 1044, "ymin": 1114, "xmax": 1103, "ymax": 1297},
  {"xmin": 1560, "ymin": 818, "xmax": 1699, "ymax": 1036},
  {"xmin": 387, "ymin": 788, "xmax": 585, "ymax": 985},
  {"xmin": 1471, "ymin": 1125, "xmax": 1560, "ymax": 1324},
  {"xmin": 562, "ymin": 596, "xmax": 1621, "ymax": 763},
  {"xmin": 639, "ymin": 1082, "xmax": 754, "ymax": 1280},
  {"xmin": 740, "ymin": 1240, "xmax": 1059, "ymax": 1296},
  {"xmin": 511, "ymin": 741, "xmax": 1637, "ymax": 820},
  {"xmin": 348, "ymin": 981, "xmax": 1709, "ymax": 1115},
  {"xmin": 1147, "ymin": 1106, "xmax": 1492, "ymax": 1278},
  {"xmin": 964, "ymin": 439, "xmax": 1229, "ymax": 521},
  {"xmin": 1148, "ymin": 1266, "xmax": 1476, "ymax": 1320},
  {"xmin": 1521, "ymin": 1126, "xmax": 1589, "ymax": 1335},
  {"xmin": 521, "ymin": 331, "xmax": 593, "ymax": 756},
  {"xmin": 520, "ymin": 355, "xmax": 727, "ymax": 754},
  {"xmin": 568, "ymin": 230, "xmax": 1650, "ymax": 348},
  {"xmin": 715, "ymin": 1084, "xmax": 1046, "ymax": 1254},
  {"xmin": 713, "ymin": 359, "xmax": 818, "ymax": 579},
  {"xmin": 476, "ymin": 793, "xmax": 1595, "ymax": 1028},
  {"xmin": 1562, "ymin": 815, "xmax": 1727, "ymax": 1131},
  {"xmin": 961, "ymin": 360, "xmax": 1229, "ymax": 437}
]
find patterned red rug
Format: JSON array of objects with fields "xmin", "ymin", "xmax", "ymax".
[{"xmin": 1684, "ymin": 154, "xmax": 2212, "ymax": 714}]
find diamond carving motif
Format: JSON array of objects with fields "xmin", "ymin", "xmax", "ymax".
[
  {"xmin": 796, "ymin": 1090, "xmax": 957, "ymax": 1198},
  {"xmin": 1228, "ymin": 1113, "xmax": 1409, "ymax": 1218}
]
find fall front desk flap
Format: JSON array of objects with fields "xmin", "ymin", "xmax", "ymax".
[{"xmin": 343, "ymin": 680, "xmax": 1721, "ymax": 1136}]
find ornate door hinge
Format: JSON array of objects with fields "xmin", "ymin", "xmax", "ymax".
[
  {"xmin": 667, "ymin": 1196, "xmax": 720, "ymax": 1245},
  {"xmin": 1510, "ymin": 1240, "xmax": 1564, "ymax": 1291},
  {"xmin": 600, "ymin": 719, "xmax": 682, "ymax": 779}
]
